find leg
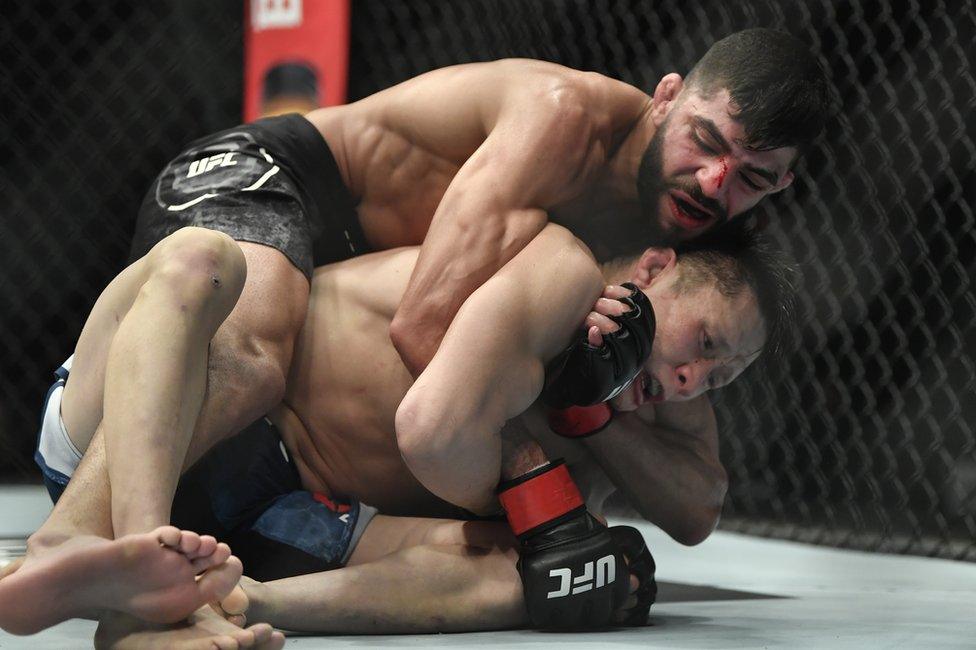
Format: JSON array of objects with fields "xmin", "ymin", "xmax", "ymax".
[
  {"xmin": 2, "ymin": 231, "xmax": 306, "ymax": 634},
  {"xmin": 223, "ymin": 517, "xmax": 528, "ymax": 634},
  {"xmin": 44, "ymin": 234, "xmax": 306, "ymax": 540}
]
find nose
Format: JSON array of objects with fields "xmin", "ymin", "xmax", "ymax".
[
  {"xmin": 674, "ymin": 359, "xmax": 712, "ymax": 397},
  {"xmin": 696, "ymin": 157, "xmax": 731, "ymax": 201}
]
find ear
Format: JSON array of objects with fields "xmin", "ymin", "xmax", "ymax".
[
  {"xmin": 632, "ymin": 247, "xmax": 677, "ymax": 290},
  {"xmin": 769, "ymin": 169, "xmax": 794, "ymax": 194},
  {"xmin": 650, "ymin": 73, "xmax": 684, "ymax": 126}
]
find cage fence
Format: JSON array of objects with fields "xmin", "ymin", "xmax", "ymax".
[{"xmin": 1, "ymin": 0, "xmax": 973, "ymax": 560}]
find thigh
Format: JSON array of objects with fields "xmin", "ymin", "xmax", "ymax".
[
  {"xmin": 347, "ymin": 515, "xmax": 517, "ymax": 567},
  {"xmin": 183, "ymin": 241, "xmax": 309, "ymax": 463}
]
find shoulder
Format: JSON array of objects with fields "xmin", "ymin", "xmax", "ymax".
[
  {"xmin": 494, "ymin": 224, "xmax": 603, "ymax": 355},
  {"xmin": 519, "ymin": 224, "xmax": 601, "ymax": 284}
]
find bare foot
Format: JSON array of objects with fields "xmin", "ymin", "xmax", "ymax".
[
  {"xmin": 0, "ymin": 526, "xmax": 241, "ymax": 635},
  {"xmin": 95, "ymin": 606, "xmax": 286, "ymax": 650}
]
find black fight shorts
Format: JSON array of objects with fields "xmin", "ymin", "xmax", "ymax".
[{"xmin": 129, "ymin": 113, "xmax": 370, "ymax": 279}]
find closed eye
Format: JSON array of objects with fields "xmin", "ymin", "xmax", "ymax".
[
  {"xmin": 741, "ymin": 173, "xmax": 763, "ymax": 191},
  {"xmin": 692, "ymin": 130, "xmax": 717, "ymax": 155}
]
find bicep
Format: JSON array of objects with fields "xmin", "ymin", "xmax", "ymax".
[
  {"xmin": 408, "ymin": 226, "xmax": 603, "ymax": 431},
  {"xmin": 410, "ymin": 274, "xmax": 545, "ymax": 435}
]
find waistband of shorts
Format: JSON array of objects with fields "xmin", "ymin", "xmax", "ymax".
[{"xmin": 246, "ymin": 114, "xmax": 359, "ymax": 237}]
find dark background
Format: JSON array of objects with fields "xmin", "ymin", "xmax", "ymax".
[{"xmin": 1, "ymin": 0, "xmax": 973, "ymax": 559}]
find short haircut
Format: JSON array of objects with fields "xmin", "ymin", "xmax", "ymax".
[
  {"xmin": 672, "ymin": 222, "xmax": 798, "ymax": 363},
  {"xmin": 684, "ymin": 28, "xmax": 831, "ymax": 156}
]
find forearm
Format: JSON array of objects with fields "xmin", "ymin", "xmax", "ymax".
[
  {"xmin": 391, "ymin": 206, "xmax": 547, "ymax": 376},
  {"xmin": 396, "ymin": 412, "xmax": 551, "ymax": 516},
  {"xmin": 582, "ymin": 410, "xmax": 727, "ymax": 545},
  {"xmin": 243, "ymin": 546, "xmax": 525, "ymax": 634}
]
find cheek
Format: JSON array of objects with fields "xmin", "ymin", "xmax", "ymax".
[{"xmin": 659, "ymin": 127, "xmax": 691, "ymax": 178}]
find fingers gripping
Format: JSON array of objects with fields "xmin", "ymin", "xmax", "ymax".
[{"xmin": 609, "ymin": 526, "xmax": 657, "ymax": 625}]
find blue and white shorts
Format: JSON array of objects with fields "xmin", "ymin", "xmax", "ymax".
[{"xmin": 35, "ymin": 356, "xmax": 377, "ymax": 581}]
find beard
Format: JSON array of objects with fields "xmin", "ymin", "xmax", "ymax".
[
  {"xmin": 636, "ymin": 116, "xmax": 678, "ymax": 246},
  {"xmin": 636, "ymin": 114, "xmax": 727, "ymax": 245}
]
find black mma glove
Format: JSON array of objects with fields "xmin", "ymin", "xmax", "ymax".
[
  {"xmin": 542, "ymin": 282, "xmax": 656, "ymax": 410},
  {"xmin": 609, "ymin": 525, "xmax": 657, "ymax": 625},
  {"xmin": 497, "ymin": 460, "xmax": 630, "ymax": 629}
]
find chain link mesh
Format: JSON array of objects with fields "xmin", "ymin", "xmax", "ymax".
[{"xmin": 2, "ymin": 0, "xmax": 973, "ymax": 559}]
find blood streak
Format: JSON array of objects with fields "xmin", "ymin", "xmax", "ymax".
[{"xmin": 716, "ymin": 156, "xmax": 728, "ymax": 188}]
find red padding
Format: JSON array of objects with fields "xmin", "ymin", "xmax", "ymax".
[
  {"xmin": 243, "ymin": 0, "xmax": 351, "ymax": 121},
  {"xmin": 548, "ymin": 403, "xmax": 613, "ymax": 438},
  {"xmin": 498, "ymin": 464, "xmax": 584, "ymax": 537}
]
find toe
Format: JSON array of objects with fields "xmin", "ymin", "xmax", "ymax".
[
  {"xmin": 192, "ymin": 542, "xmax": 232, "ymax": 573},
  {"xmin": 212, "ymin": 634, "xmax": 241, "ymax": 650},
  {"xmin": 197, "ymin": 536, "xmax": 219, "ymax": 559},
  {"xmin": 197, "ymin": 556, "xmax": 244, "ymax": 602},
  {"xmin": 179, "ymin": 531, "xmax": 202, "ymax": 557},
  {"xmin": 220, "ymin": 584, "xmax": 250, "ymax": 617},
  {"xmin": 211, "ymin": 543, "xmax": 232, "ymax": 566},
  {"xmin": 232, "ymin": 626, "xmax": 257, "ymax": 648},
  {"xmin": 154, "ymin": 526, "xmax": 183, "ymax": 548}
]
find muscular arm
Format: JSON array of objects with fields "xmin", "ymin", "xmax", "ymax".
[
  {"xmin": 581, "ymin": 396, "xmax": 728, "ymax": 546},
  {"xmin": 395, "ymin": 225, "xmax": 603, "ymax": 513},
  {"xmin": 387, "ymin": 63, "xmax": 616, "ymax": 376}
]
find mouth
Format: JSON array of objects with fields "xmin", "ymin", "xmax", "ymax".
[
  {"xmin": 638, "ymin": 372, "xmax": 665, "ymax": 404},
  {"xmin": 668, "ymin": 192, "xmax": 714, "ymax": 230}
]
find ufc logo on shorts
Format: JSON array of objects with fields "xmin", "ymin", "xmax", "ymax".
[
  {"xmin": 546, "ymin": 554, "xmax": 616, "ymax": 599},
  {"xmin": 187, "ymin": 152, "xmax": 238, "ymax": 178}
]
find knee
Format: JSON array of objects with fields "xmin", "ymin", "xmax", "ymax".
[{"xmin": 146, "ymin": 228, "xmax": 247, "ymax": 317}]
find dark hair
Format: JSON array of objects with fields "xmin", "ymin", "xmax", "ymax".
[
  {"xmin": 672, "ymin": 222, "xmax": 798, "ymax": 363},
  {"xmin": 685, "ymin": 28, "xmax": 830, "ymax": 156}
]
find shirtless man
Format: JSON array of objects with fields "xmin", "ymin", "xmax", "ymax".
[
  {"xmin": 34, "ymin": 219, "xmax": 790, "ymax": 645},
  {"xmin": 1, "ymin": 28, "xmax": 824, "ymax": 645}
]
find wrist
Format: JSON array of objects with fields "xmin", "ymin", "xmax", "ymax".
[
  {"xmin": 500, "ymin": 438, "xmax": 549, "ymax": 481},
  {"xmin": 497, "ymin": 460, "xmax": 585, "ymax": 539}
]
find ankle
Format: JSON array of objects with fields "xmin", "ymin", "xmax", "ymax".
[
  {"xmin": 242, "ymin": 578, "xmax": 272, "ymax": 623},
  {"xmin": 26, "ymin": 528, "xmax": 75, "ymax": 555}
]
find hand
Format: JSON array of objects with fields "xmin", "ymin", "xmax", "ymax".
[
  {"xmin": 609, "ymin": 526, "xmax": 657, "ymax": 625},
  {"xmin": 580, "ymin": 515, "xmax": 653, "ymax": 625},
  {"xmin": 498, "ymin": 460, "xmax": 634, "ymax": 629},
  {"xmin": 584, "ymin": 284, "xmax": 634, "ymax": 347},
  {"xmin": 541, "ymin": 282, "xmax": 657, "ymax": 409}
]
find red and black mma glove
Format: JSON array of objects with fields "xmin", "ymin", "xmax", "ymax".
[
  {"xmin": 497, "ymin": 460, "xmax": 630, "ymax": 629},
  {"xmin": 542, "ymin": 282, "xmax": 657, "ymax": 438}
]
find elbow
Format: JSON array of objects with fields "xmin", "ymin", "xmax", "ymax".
[
  {"xmin": 668, "ymin": 503, "xmax": 723, "ymax": 546},
  {"xmin": 389, "ymin": 312, "xmax": 415, "ymax": 355},
  {"xmin": 660, "ymin": 466, "xmax": 729, "ymax": 547},
  {"xmin": 395, "ymin": 393, "xmax": 444, "ymax": 477}
]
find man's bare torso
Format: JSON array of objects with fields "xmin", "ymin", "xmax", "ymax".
[
  {"xmin": 271, "ymin": 244, "xmax": 615, "ymax": 516},
  {"xmin": 272, "ymin": 248, "xmax": 443, "ymax": 516},
  {"xmin": 305, "ymin": 59, "xmax": 651, "ymax": 260}
]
